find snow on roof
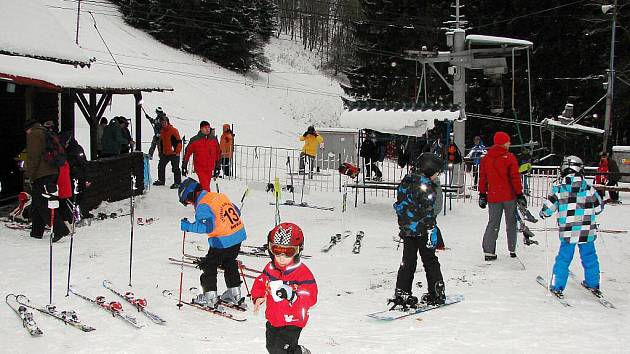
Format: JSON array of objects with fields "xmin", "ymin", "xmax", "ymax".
[
  {"xmin": 340, "ymin": 109, "xmax": 460, "ymax": 137},
  {"xmin": 466, "ymin": 35, "xmax": 533, "ymax": 48},
  {"xmin": 317, "ymin": 127, "xmax": 359, "ymax": 134},
  {"xmin": 541, "ymin": 118, "xmax": 604, "ymax": 135},
  {"xmin": 0, "ymin": 0, "xmax": 92, "ymax": 67},
  {"xmin": 613, "ymin": 146, "xmax": 630, "ymax": 153},
  {"xmin": 0, "ymin": 54, "xmax": 172, "ymax": 92}
]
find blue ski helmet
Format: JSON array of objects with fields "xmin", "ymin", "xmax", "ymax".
[{"xmin": 178, "ymin": 178, "xmax": 200, "ymax": 205}]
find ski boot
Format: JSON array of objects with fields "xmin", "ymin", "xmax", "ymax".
[
  {"xmin": 581, "ymin": 281, "xmax": 602, "ymax": 297},
  {"xmin": 220, "ymin": 287, "xmax": 247, "ymax": 309},
  {"xmin": 522, "ymin": 226, "xmax": 539, "ymax": 245},
  {"xmin": 388, "ymin": 289, "xmax": 418, "ymax": 310},
  {"xmin": 421, "ymin": 281, "xmax": 446, "ymax": 305},
  {"xmin": 192, "ymin": 290, "xmax": 221, "ymax": 310}
]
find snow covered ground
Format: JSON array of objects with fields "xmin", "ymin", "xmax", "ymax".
[{"xmin": 2, "ymin": 175, "xmax": 629, "ymax": 353}]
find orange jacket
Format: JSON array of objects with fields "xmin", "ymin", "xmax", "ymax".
[
  {"xmin": 160, "ymin": 123, "xmax": 182, "ymax": 156},
  {"xmin": 219, "ymin": 124, "xmax": 234, "ymax": 158}
]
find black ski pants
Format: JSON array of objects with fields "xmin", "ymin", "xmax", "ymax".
[
  {"xmin": 157, "ymin": 154, "xmax": 181, "ymax": 184},
  {"xmin": 266, "ymin": 322, "xmax": 303, "ymax": 354},
  {"xmin": 395, "ymin": 234, "xmax": 443, "ymax": 296},
  {"xmin": 199, "ymin": 243, "xmax": 241, "ymax": 292},
  {"xmin": 30, "ymin": 175, "xmax": 69, "ymax": 239}
]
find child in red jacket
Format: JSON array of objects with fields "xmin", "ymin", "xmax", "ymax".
[{"xmin": 252, "ymin": 223, "xmax": 318, "ymax": 354}]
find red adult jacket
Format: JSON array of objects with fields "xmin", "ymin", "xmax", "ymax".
[
  {"xmin": 183, "ymin": 131, "xmax": 220, "ymax": 173},
  {"xmin": 478, "ymin": 145, "xmax": 523, "ymax": 203},
  {"xmin": 251, "ymin": 261, "xmax": 318, "ymax": 329}
]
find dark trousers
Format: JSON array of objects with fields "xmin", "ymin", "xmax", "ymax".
[
  {"xmin": 157, "ymin": 155, "xmax": 181, "ymax": 184},
  {"xmin": 30, "ymin": 175, "xmax": 69, "ymax": 238},
  {"xmin": 395, "ymin": 235, "xmax": 443, "ymax": 296},
  {"xmin": 199, "ymin": 243, "xmax": 241, "ymax": 292},
  {"xmin": 298, "ymin": 153, "xmax": 314, "ymax": 173},
  {"xmin": 266, "ymin": 322, "xmax": 303, "ymax": 354},
  {"xmin": 365, "ymin": 160, "xmax": 382, "ymax": 179},
  {"xmin": 221, "ymin": 157, "xmax": 231, "ymax": 177}
]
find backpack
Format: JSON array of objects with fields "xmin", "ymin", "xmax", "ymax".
[
  {"xmin": 338, "ymin": 162, "xmax": 360, "ymax": 179},
  {"xmin": 43, "ymin": 131, "xmax": 67, "ymax": 167}
]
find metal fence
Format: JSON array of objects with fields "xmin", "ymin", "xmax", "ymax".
[{"xmin": 228, "ymin": 143, "xmax": 564, "ymax": 208}]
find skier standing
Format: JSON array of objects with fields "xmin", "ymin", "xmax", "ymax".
[
  {"xmin": 219, "ymin": 124, "xmax": 234, "ymax": 177},
  {"xmin": 154, "ymin": 116, "xmax": 182, "ymax": 189},
  {"xmin": 145, "ymin": 107, "xmax": 165, "ymax": 159},
  {"xmin": 478, "ymin": 131, "xmax": 526, "ymax": 261},
  {"xmin": 595, "ymin": 153, "xmax": 620, "ymax": 203},
  {"xmin": 391, "ymin": 153, "xmax": 446, "ymax": 308},
  {"xmin": 464, "ymin": 135, "xmax": 486, "ymax": 188},
  {"xmin": 178, "ymin": 178, "xmax": 247, "ymax": 309},
  {"xmin": 182, "ymin": 121, "xmax": 220, "ymax": 191},
  {"xmin": 298, "ymin": 126, "xmax": 323, "ymax": 176},
  {"xmin": 539, "ymin": 156, "xmax": 604, "ymax": 295},
  {"xmin": 252, "ymin": 222, "xmax": 318, "ymax": 354}
]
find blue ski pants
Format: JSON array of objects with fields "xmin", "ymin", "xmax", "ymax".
[{"xmin": 551, "ymin": 241, "xmax": 600, "ymax": 291}]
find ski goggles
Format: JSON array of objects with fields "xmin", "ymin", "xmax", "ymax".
[{"xmin": 269, "ymin": 243, "xmax": 300, "ymax": 258}]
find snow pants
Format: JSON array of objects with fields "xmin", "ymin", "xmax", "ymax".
[
  {"xmin": 482, "ymin": 200, "xmax": 517, "ymax": 255},
  {"xmin": 299, "ymin": 153, "xmax": 315, "ymax": 174},
  {"xmin": 395, "ymin": 235, "xmax": 443, "ymax": 296},
  {"xmin": 551, "ymin": 241, "xmax": 600, "ymax": 292},
  {"xmin": 196, "ymin": 170, "xmax": 212, "ymax": 192},
  {"xmin": 157, "ymin": 155, "xmax": 181, "ymax": 184},
  {"xmin": 199, "ymin": 243, "xmax": 241, "ymax": 292},
  {"xmin": 266, "ymin": 322, "xmax": 303, "ymax": 354},
  {"xmin": 30, "ymin": 175, "xmax": 69, "ymax": 239}
]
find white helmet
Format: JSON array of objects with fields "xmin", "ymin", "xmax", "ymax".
[{"xmin": 560, "ymin": 155, "xmax": 583, "ymax": 176}]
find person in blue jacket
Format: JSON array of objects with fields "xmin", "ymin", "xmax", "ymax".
[{"xmin": 178, "ymin": 177, "xmax": 247, "ymax": 309}]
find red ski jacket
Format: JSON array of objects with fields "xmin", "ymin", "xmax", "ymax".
[
  {"xmin": 478, "ymin": 145, "xmax": 523, "ymax": 203},
  {"xmin": 183, "ymin": 131, "xmax": 220, "ymax": 173},
  {"xmin": 251, "ymin": 261, "xmax": 318, "ymax": 329}
]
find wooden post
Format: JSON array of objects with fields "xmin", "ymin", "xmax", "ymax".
[{"xmin": 60, "ymin": 89, "xmax": 75, "ymax": 134}]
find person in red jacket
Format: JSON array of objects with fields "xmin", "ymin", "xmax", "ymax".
[
  {"xmin": 182, "ymin": 121, "xmax": 220, "ymax": 191},
  {"xmin": 478, "ymin": 131, "xmax": 527, "ymax": 261},
  {"xmin": 252, "ymin": 222, "xmax": 318, "ymax": 354}
]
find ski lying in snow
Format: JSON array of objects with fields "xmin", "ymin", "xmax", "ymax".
[
  {"xmin": 270, "ymin": 200, "xmax": 334, "ymax": 211},
  {"xmin": 237, "ymin": 246, "xmax": 312, "ymax": 259},
  {"xmin": 321, "ymin": 231, "xmax": 352, "ymax": 252},
  {"xmin": 102, "ymin": 280, "xmax": 166, "ymax": 324},
  {"xmin": 6, "ymin": 294, "xmax": 43, "ymax": 336},
  {"xmin": 162, "ymin": 290, "xmax": 246, "ymax": 322},
  {"xmin": 15, "ymin": 295, "xmax": 95, "ymax": 332},
  {"xmin": 352, "ymin": 231, "xmax": 365, "ymax": 254},
  {"xmin": 536, "ymin": 276, "xmax": 570, "ymax": 307},
  {"xmin": 517, "ymin": 204, "xmax": 538, "ymax": 223},
  {"xmin": 136, "ymin": 217, "xmax": 158, "ymax": 226},
  {"xmin": 568, "ymin": 272, "xmax": 615, "ymax": 309},
  {"xmin": 528, "ymin": 227, "xmax": 627, "ymax": 234},
  {"xmin": 69, "ymin": 287, "xmax": 144, "ymax": 328},
  {"xmin": 367, "ymin": 294, "xmax": 464, "ymax": 321}
]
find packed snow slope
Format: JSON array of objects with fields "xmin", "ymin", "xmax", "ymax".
[
  {"xmin": 40, "ymin": 0, "xmax": 344, "ymax": 155},
  {"xmin": 1, "ymin": 176, "xmax": 629, "ymax": 353}
]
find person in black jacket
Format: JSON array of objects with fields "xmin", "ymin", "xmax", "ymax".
[
  {"xmin": 60, "ymin": 132, "xmax": 91, "ymax": 220},
  {"xmin": 360, "ymin": 131, "xmax": 383, "ymax": 181}
]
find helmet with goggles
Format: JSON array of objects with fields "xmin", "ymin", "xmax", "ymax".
[{"xmin": 267, "ymin": 222, "xmax": 304, "ymax": 261}]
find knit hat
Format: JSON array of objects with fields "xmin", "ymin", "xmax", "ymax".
[
  {"xmin": 200, "ymin": 120, "xmax": 210, "ymax": 128},
  {"xmin": 493, "ymin": 131, "xmax": 511, "ymax": 145},
  {"xmin": 24, "ymin": 118, "xmax": 39, "ymax": 130}
]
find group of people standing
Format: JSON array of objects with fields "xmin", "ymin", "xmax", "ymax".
[
  {"xmin": 144, "ymin": 107, "xmax": 235, "ymax": 191},
  {"xmin": 97, "ymin": 116, "xmax": 134, "ymax": 158}
]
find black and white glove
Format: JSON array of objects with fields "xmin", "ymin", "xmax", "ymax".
[
  {"xmin": 269, "ymin": 280, "xmax": 296, "ymax": 303},
  {"xmin": 478, "ymin": 193, "xmax": 487, "ymax": 209}
]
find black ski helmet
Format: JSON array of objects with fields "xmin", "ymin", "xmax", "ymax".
[
  {"xmin": 413, "ymin": 153, "xmax": 443, "ymax": 177},
  {"xmin": 178, "ymin": 178, "xmax": 200, "ymax": 205}
]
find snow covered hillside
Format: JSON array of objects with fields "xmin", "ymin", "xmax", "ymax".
[
  {"xmin": 40, "ymin": 0, "xmax": 344, "ymax": 154},
  {"xmin": 2, "ymin": 176, "xmax": 629, "ymax": 353}
]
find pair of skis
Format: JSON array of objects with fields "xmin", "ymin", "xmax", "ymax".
[
  {"xmin": 270, "ymin": 200, "xmax": 334, "ymax": 211},
  {"xmin": 162, "ymin": 289, "xmax": 247, "ymax": 322},
  {"xmin": 322, "ymin": 231, "xmax": 365, "ymax": 253},
  {"xmin": 536, "ymin": 273, "xmax": 615, "ymax": 308},
  {"xmin": 367, "ymin": 294, "xmax": 465, "ymax": 321}
]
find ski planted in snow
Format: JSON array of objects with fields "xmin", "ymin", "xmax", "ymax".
[
  {"xmin": 352, "ymin": 231, "xmax": 365, "ymax": 254},
  {"xmin": 15, "ymin": 295, "xmax": 95, "ymax": 332},
  {"xmin": 321, "ymin": 231, "xmax": 352, "ymax": 252},
  {"xmin": 6, "ymin": 294, "xmax": 43, "ymax": 336},
  {"xmin": 367, "ymin": 294, "xmax": 464, "ymax": 321},
  {"xmin": 536, "ymin": 276, "xmax": 570, "ymax": 307},
  {"xmin": 270, "ymin": 200, "xmax": 334, "ymax": 211},
  {"xmin": 102, "ymin": 280, "xmax": 166, "ymax": 324},
  {"xmin": 162, "ymin": 290, "xmax": 246, "ymax": 322},
  {"xmin": 69, "ymin": 287, "xmax": 144, "ymax": 328},
  {"xmin": 568, "ymin": 272, "xmax": 615, "ymax": 309}
]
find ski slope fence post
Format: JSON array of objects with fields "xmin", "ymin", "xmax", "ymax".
[
  {"xmin": 66, "ymin": 178, "xmax": 80, "ymax": 297},
  {"xmin": 49, "ymin": 206, "xmax": 55, "ymax": 305}
]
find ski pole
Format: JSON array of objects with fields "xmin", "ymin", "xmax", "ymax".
[
  {"xmin": 178, "ymin": 231, "xmax": 186, "ymax": 309},
  {"xmin": 239, "ymin": 187, "xmax": 249, "ymax": 210},
  {"xmin": 49, "ymin": 206, "xmax": 54, "ymax": 305},
  {"xmin": 544, "ymin": 216, "xmax": 551, "ymax": 291},
  {"xmin": 237, "ymin": 261, "xmax": 252, "ymax": 299},
  {"xmin": 129, "ymin": 174, "xmax": 137, "ymax": 287},
  {"xmin": 66, "ymin": 179, "xmax": 79, "ymax": 297}
]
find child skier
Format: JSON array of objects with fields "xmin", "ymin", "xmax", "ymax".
[
  {"xmin": 391, "ymin": 153, "xmax": 446, "ymax": 308},
  {"xmin": 252, "ymin": 223, "xmax": 318, "ymax": 354},
  {"xmin": 178, "ymin": 177, "xmax": 247, "ymax": 308},
  {"xmin": 539, "ymin": 155, "xmax": 604, "ymax": 296}
]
